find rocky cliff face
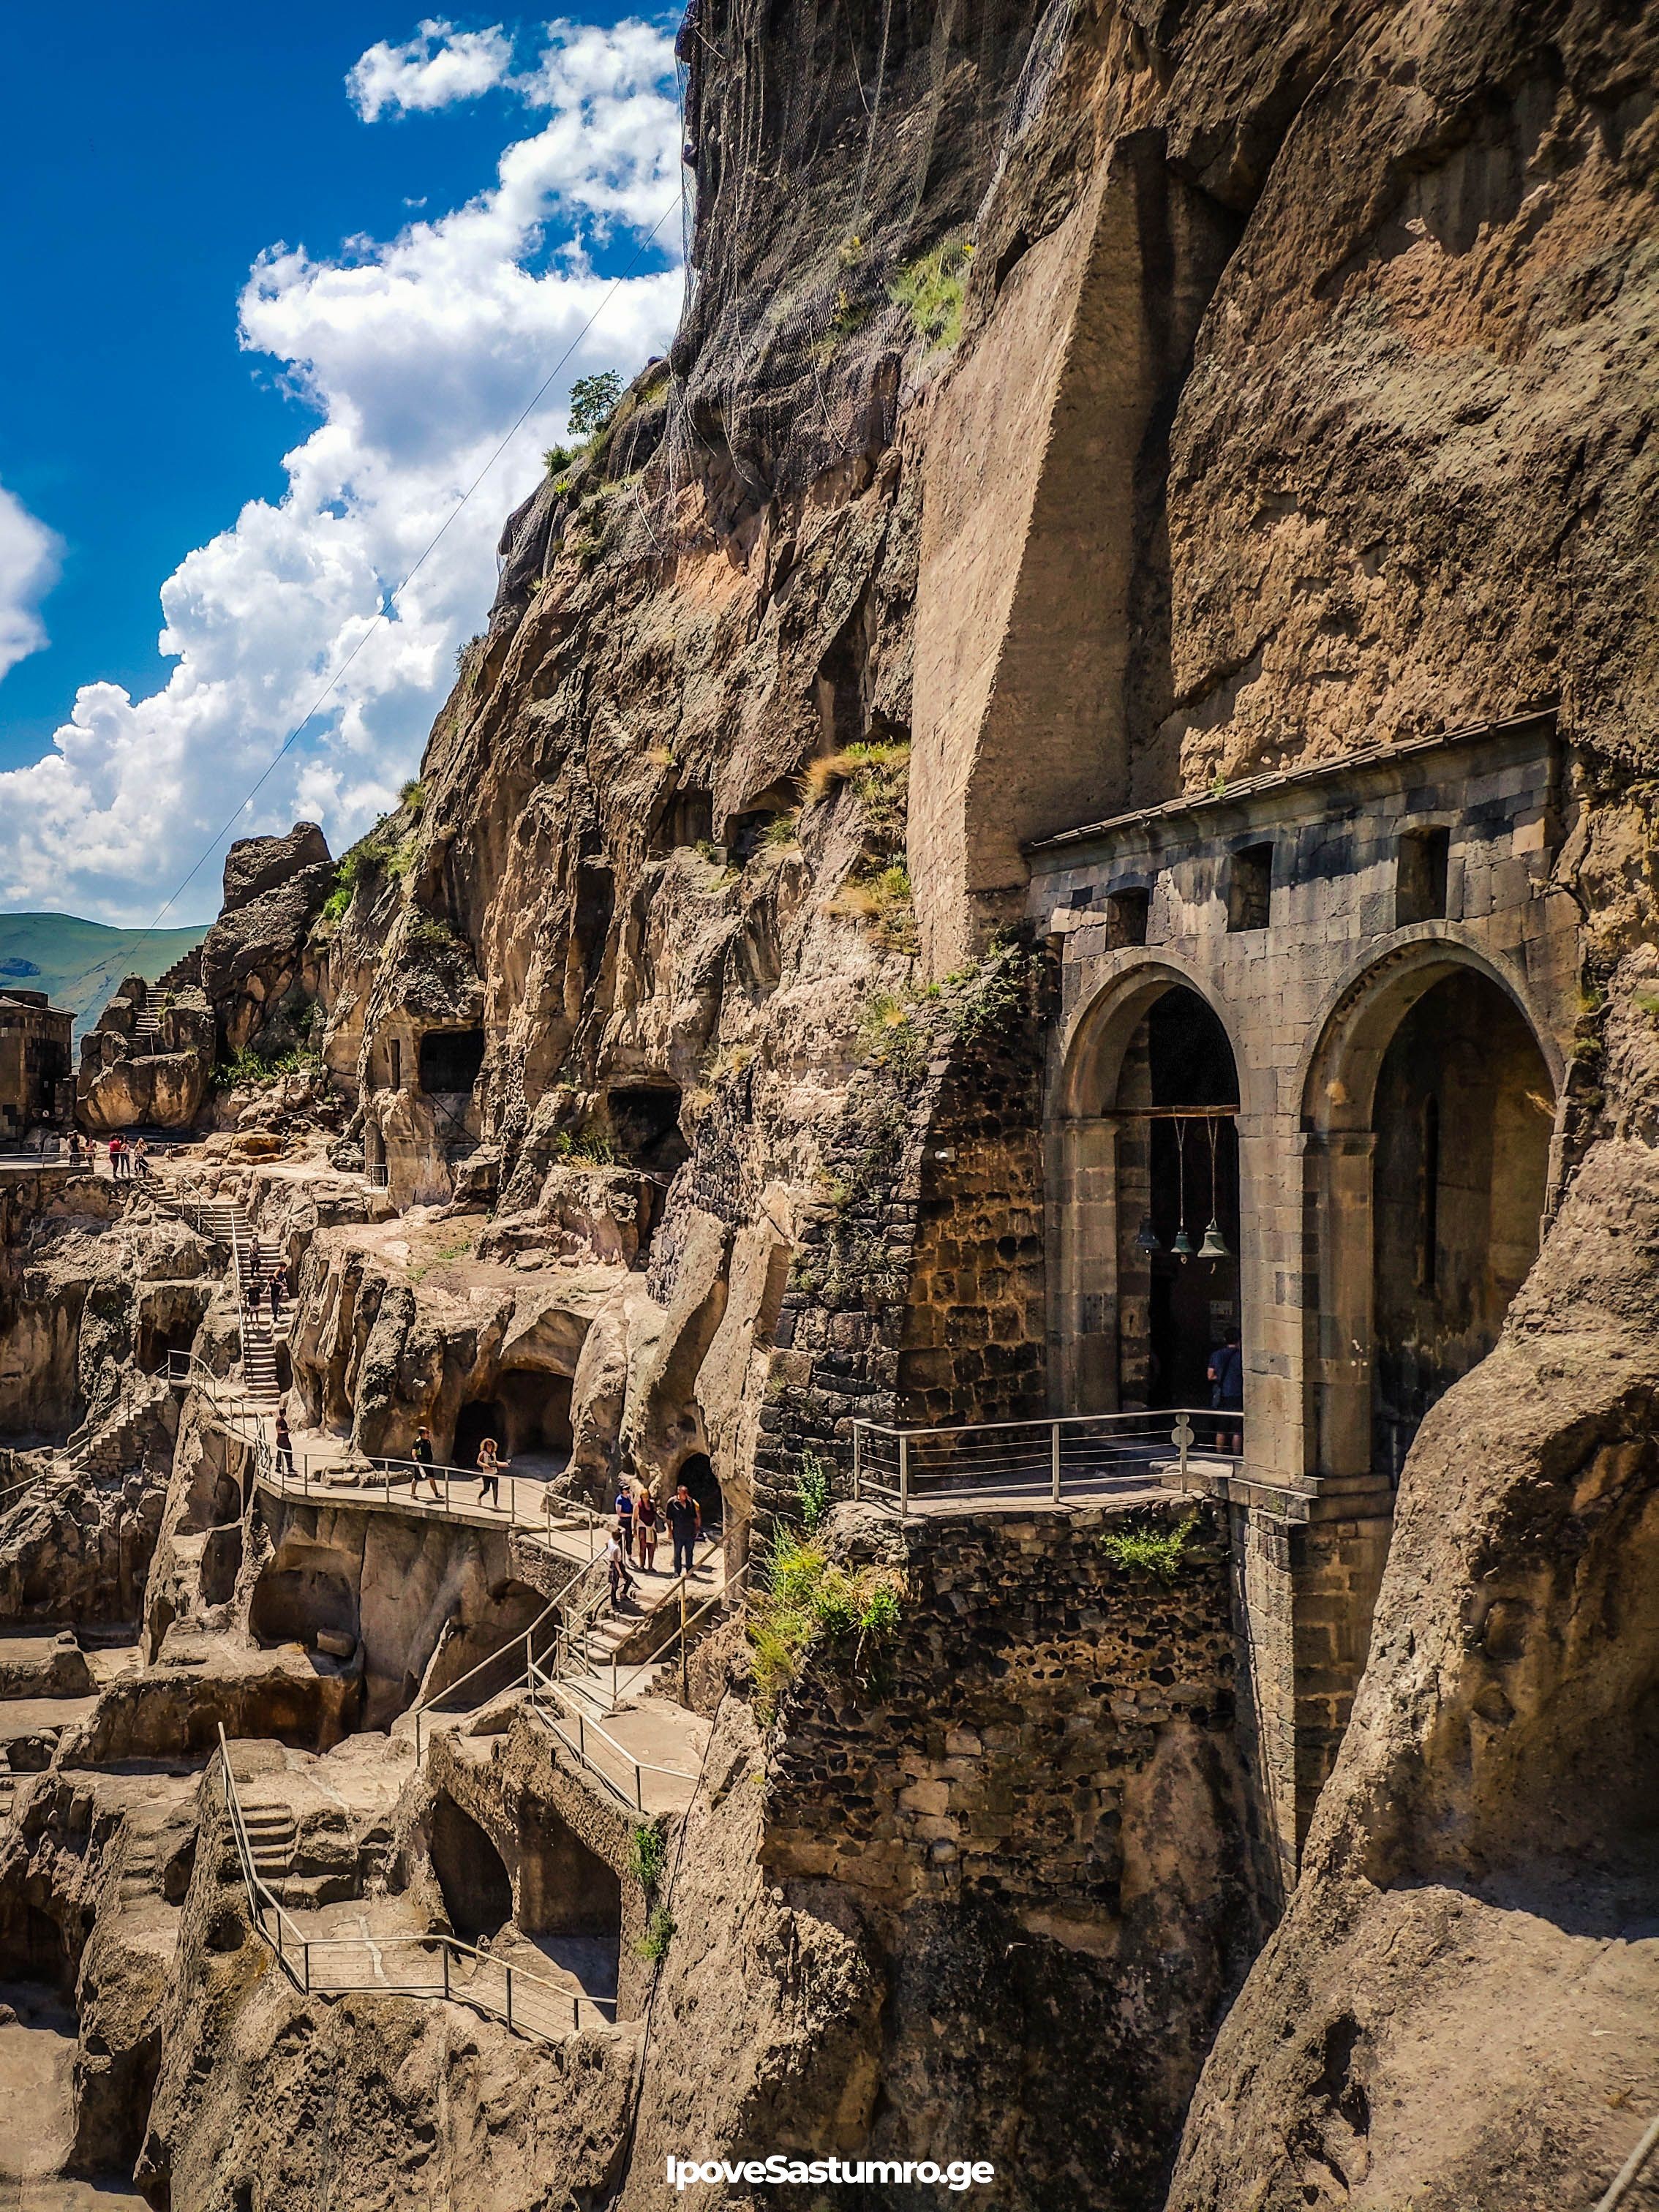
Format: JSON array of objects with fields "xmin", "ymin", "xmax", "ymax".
[{"xmin": 9, "ymin": 0, "xmax": 1658, "ymax": 2202}]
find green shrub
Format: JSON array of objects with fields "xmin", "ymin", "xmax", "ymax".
[
  {"xmin": 829, "ymin": 861, "xmax": 917, "ymax": 955},
  {"xmin": 553, "ymin": 1124, "xmax": 618, "ymax": 1167},
  {"xmin": 543, "ymin": 442, "xmax": 578, "ymax": 477},
  {"xmin": 212, "ymin": 1045, "xmax": 321, "ymax": 1094},
  {"xmin": 748, "ymin": 1528, "xmax": 903, "ymax": 1723},
  {"xmin": 634, "ymin": 1903, "xmax": 676, "ymax": 1960},
  {"xmin": 1099, "ymin": 1514, "xmax": 1197, "ymax": 1581},
  {"xmin": 797, "ymin": 1451, "xmax": 833, "ymax": 1533},
  {"xmin": 629, "ymin": 1821, "xmax": 668, "ymax": 1900},
  {"xmin": 888, "ymin": 236, "xmax": 973, "ymax": 349}
]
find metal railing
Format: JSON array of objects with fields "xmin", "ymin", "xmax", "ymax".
[
  {"xmin": 525, "ymin": 1662, "xmax": 701, "ymax": 1810},
  {"xmin": 851, "ymin": 1407, "xmax": 1244, "ymax": 1517},
  {"xmin": 165, "ymin": 1355, "xmax": 610, "ymax": 1553},
  {"xmin": 541, "ymin": 1523, "xmax": 744, "ymax": 1715},
  {"xmin": 217, "ymin": 1728, "xmax": 612, "ymax": 2039},
  {"xmin": 411, "ymin": 1597, "xmax": 560, "ymax": 1758}
]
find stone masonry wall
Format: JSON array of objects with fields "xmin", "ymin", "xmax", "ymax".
[{"xmin": 761, "ymin": 1500, "xmax": 1254, "ymax": 1916}]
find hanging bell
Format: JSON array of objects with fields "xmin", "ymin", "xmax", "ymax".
[
  {"xmin": 1135, "ymin": 1216, "xmax": 1162, "ymax": 1255},
  {"xmin": 1170, "ymin": 1225, "xmax": 1194, "ymax": 1261},
  {"xmin": 1197, "ymin": 1218, "xmax": 1231, "ymax": 1262}
]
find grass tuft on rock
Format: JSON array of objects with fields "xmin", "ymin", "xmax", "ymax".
[
  {"xmin": 888, "ymin": 236, "xmax": 973, "ymax": 349},
  {"xmin": 748, "ymin": 1527, "xmax": 903, "ymax": 1723},
  {"xmin": 1099, "ymin": 1514, "xmax": 1197, "ymax": 1581}
]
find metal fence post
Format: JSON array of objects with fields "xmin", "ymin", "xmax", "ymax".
[
  {"xmin": 1050, "ymin": 1421, "xmax": 1061, "ymax": 1505},
  {"xmin": 852, "ymin": 1423, "xmax": 862, "ymax": 1502},
  {"xmin": 505, "ymin": 1965, "xmax": 514, "ymax": 2035},
  {"xmin": 443, "ymin": 1946, "xmax": 451, "ymax": 2001},
  {"xmin": 898, "ymin": 1433, "xmax": 909, "ymax": 1521}
]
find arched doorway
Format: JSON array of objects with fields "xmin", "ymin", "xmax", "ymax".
[
  {"xmin": 1369, "ymin": 969, "xmax": 1554, "ymax": 1478},
  {"xmin": 676, "ymin": 1451, "xmax": 723, "ymax": 1532},
  {"xmin": 1304, "ymin": 950, "xmax": 1557, "ymax": 1484},
  {"xmin": 430, "ymin": 1795, "xmax": 511, "ymax": 1943},
  {"xmin": 1056, "ymin": 974, "xmax": 1244, "ymax": 1424}
]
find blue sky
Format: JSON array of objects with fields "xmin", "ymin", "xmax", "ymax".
[{"xmin": 0, "ymin": 7, "xmax": 684, "ymax": 923}]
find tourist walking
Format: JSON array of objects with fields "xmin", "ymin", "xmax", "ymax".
[
  {"xmin": 606, "ymin": 1521, "xmax": 636, "ymax": 1610},
  {"xmin": 666, "ymin": 1482, "xmax": 701, "ymax": 1578},
  {"xmin": 476, "ymin": 1434, "xmax": 508, "ymax": 1507},
  {"xmin": 131, "ymin": 1136, "xmax": 150, "ymax": 1177},
  {"xmin": 108, "ymin": 1135, "xmax": 125, "ymax": 1178},
  {"xmin": 266, "ymin": 1263, "xmax": 285, "ymax": 1326},
  {"xmin": 274, "ymin": 1410, "xmax": 295, "ymax": 1478},
  {"xmin": 614, "ymin": 1481, "xmax": 636, "ymax": 1561},
  {"xmin": 635, "ymin": 1486, "xmax": 659, "ymax": 1572},
  {"xmin": 410, "ymin": 1423, "xmax": 440, "ymax": 1502}
]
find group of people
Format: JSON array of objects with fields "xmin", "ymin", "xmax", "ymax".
[
  {"xmin": 606, "ymin": 1480, "xmax": 703, "ymax": 1608},
  {"xmin": 391, "ymin": 1419, "xmax": 707, "ymax": 1615},
  {"xmin": 94, "ymin": 1132, "xmax": 149, "ymax": 1178},
  {"xmin": 405, "ymin": 1423, "xmax": 508, "ymax": 1507},
  {"xmin": 245, "ymin": 1238, "xmax": 289, "ymax": 1326}
]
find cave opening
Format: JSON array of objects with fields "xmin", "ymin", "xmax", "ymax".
[
  {"xmin": 452, "ymin": 1399, "xmax": 507, "ymax": 1471},
  {"xmin": 676, "ymin": 1451, "xmax": 724, "ymax": 1532},
  {"xmin": 495, "ymin": 1369, "xmax": 573, "ymax": 1461},
  {"xmin": 418, "ymin": 1028, "xmax": 486, "ymax": 1096},
  {"xmin": 430, "ymin": 1795, "xmax": 513, "ymax": 1944},
  {"xmin": 606, "ymin": 1083, "xmax": 688, "ymax": 1175}
]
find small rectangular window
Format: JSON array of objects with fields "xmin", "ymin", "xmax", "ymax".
[
  {"xmin": 389, "ymin": 1039, "xmax": 402, "ymax": 1091},
  {"xmin": 1396, "ymin": 827, "xmax": 1451, "ymax": 925},
  {"xmin": 1105, "ymin": 888, "xmax": 1150, "ymax": 948},
  {"xmin": 1227, "ymin": 844, "xmax": 1274, "ymax": 933}
]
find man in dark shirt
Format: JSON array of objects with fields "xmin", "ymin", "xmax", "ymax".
[
  {"xmin": 1208, "ymin": 1328, "xmax": 1244, "ymax": 1456},
  {"xmin": 410, "ymin": 1423, "xmax": 440, "ymax": 1502},
  {"xmin": 666, "ymin": 1483, "xmax": 701, "ymax": 1577}
]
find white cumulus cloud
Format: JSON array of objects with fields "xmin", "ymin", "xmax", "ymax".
[
  {"xmin": 0, "ymin": 481, "xmax": 62, "ymax": 682},
  {"xmin": 347, "ymin": 18, "xmax": 514, "ymax": 121},
  {"xmin": 0, "ymin": 16, "xmax": 683, "ymax": 926}
]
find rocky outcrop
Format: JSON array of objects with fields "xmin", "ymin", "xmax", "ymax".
[{"xmin": 198, "ymin": 822, "xmax": 334, "ymax": 1060}]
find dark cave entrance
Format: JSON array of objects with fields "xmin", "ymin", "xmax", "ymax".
[
  {"xmin": 452, "ymin": 1399, "xmax": 507, "ymax": 1471},
  {"xmin": 676, "ymin": 1451, "xmax": 723, "ymax": 1532},
  {"xmin": 495, "ymin": 1370, "xmax": 573, "ymax": 1461},
  {"xmin": 430, "ymin": 1795, "xmax": 513, "ymax": 1944},
  {"xmin": 418, "ymin": 1028, "xmax": 486, "ymax": 1096},
  {"xmin": 607, "ymin": 1083, "xmax": 688, "ymax": 1176}
]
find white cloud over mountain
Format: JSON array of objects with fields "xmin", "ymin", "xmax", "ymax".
[
  {"xmin": 0, "ymin": 16, "xmax": 682, "ymax": 926},
  {"xmin": 0, "ymin": 481, "xmax": 61, "ymax": 682}
]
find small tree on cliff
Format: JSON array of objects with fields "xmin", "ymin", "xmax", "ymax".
[{"xmin": 567, "ymin": 370, "xmax": 622, "ymax": 439}]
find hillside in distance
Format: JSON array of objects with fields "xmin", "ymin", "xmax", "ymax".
[{"xmin": 0, "ymin": 911, "xmax": 208, "ymax": 1037}]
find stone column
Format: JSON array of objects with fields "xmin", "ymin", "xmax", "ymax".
[
  {"xmin": 1049, "ymin": 1116, "xmax": 1121, "ymax": 1414},
  {"xmin": 1303, "ymin": 1129, "xmax": 1377, "ymax": 1479}
]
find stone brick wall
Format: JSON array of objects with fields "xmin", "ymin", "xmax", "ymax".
[
  {"xmin": 750, "ymin": 948, "xmax": 1052, "ymax": 1524},
  {"xmin": 761, "ymin": 1500, "xmax": 1252, "ymax": 1916}
]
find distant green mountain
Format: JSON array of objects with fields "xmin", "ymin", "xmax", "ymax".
[{"xmin": 0, "ymin": 912, "xmax": 211, "ymax": 1040}]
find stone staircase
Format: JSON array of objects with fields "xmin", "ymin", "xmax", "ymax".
[
  {"xmin": 130, "ymin": 949, "xmax": 204, "ymax": 1050},
  {"xmin": 236, "ymin": 1797, "xmax": 297, "ymax": 1891},
  {"xmin": 116, "ymin": 1813, "xmax": 182, "ymax": 1907}
]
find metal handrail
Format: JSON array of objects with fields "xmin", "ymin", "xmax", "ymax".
[
  {"xmin": 216, "ymin": 1728, "xmax": 611, "ymax": 2039},
  {"xmin": 526, "ymin": 1661, "xmax": 701, "ymax": 1810},
  {"xmin": 412, "ymin": 1596, "xmax": 560, "ymax": 1758},
  {"xmin": 850, "ymin": 1406, "xmax": 1246, "ymax": 1519}
]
